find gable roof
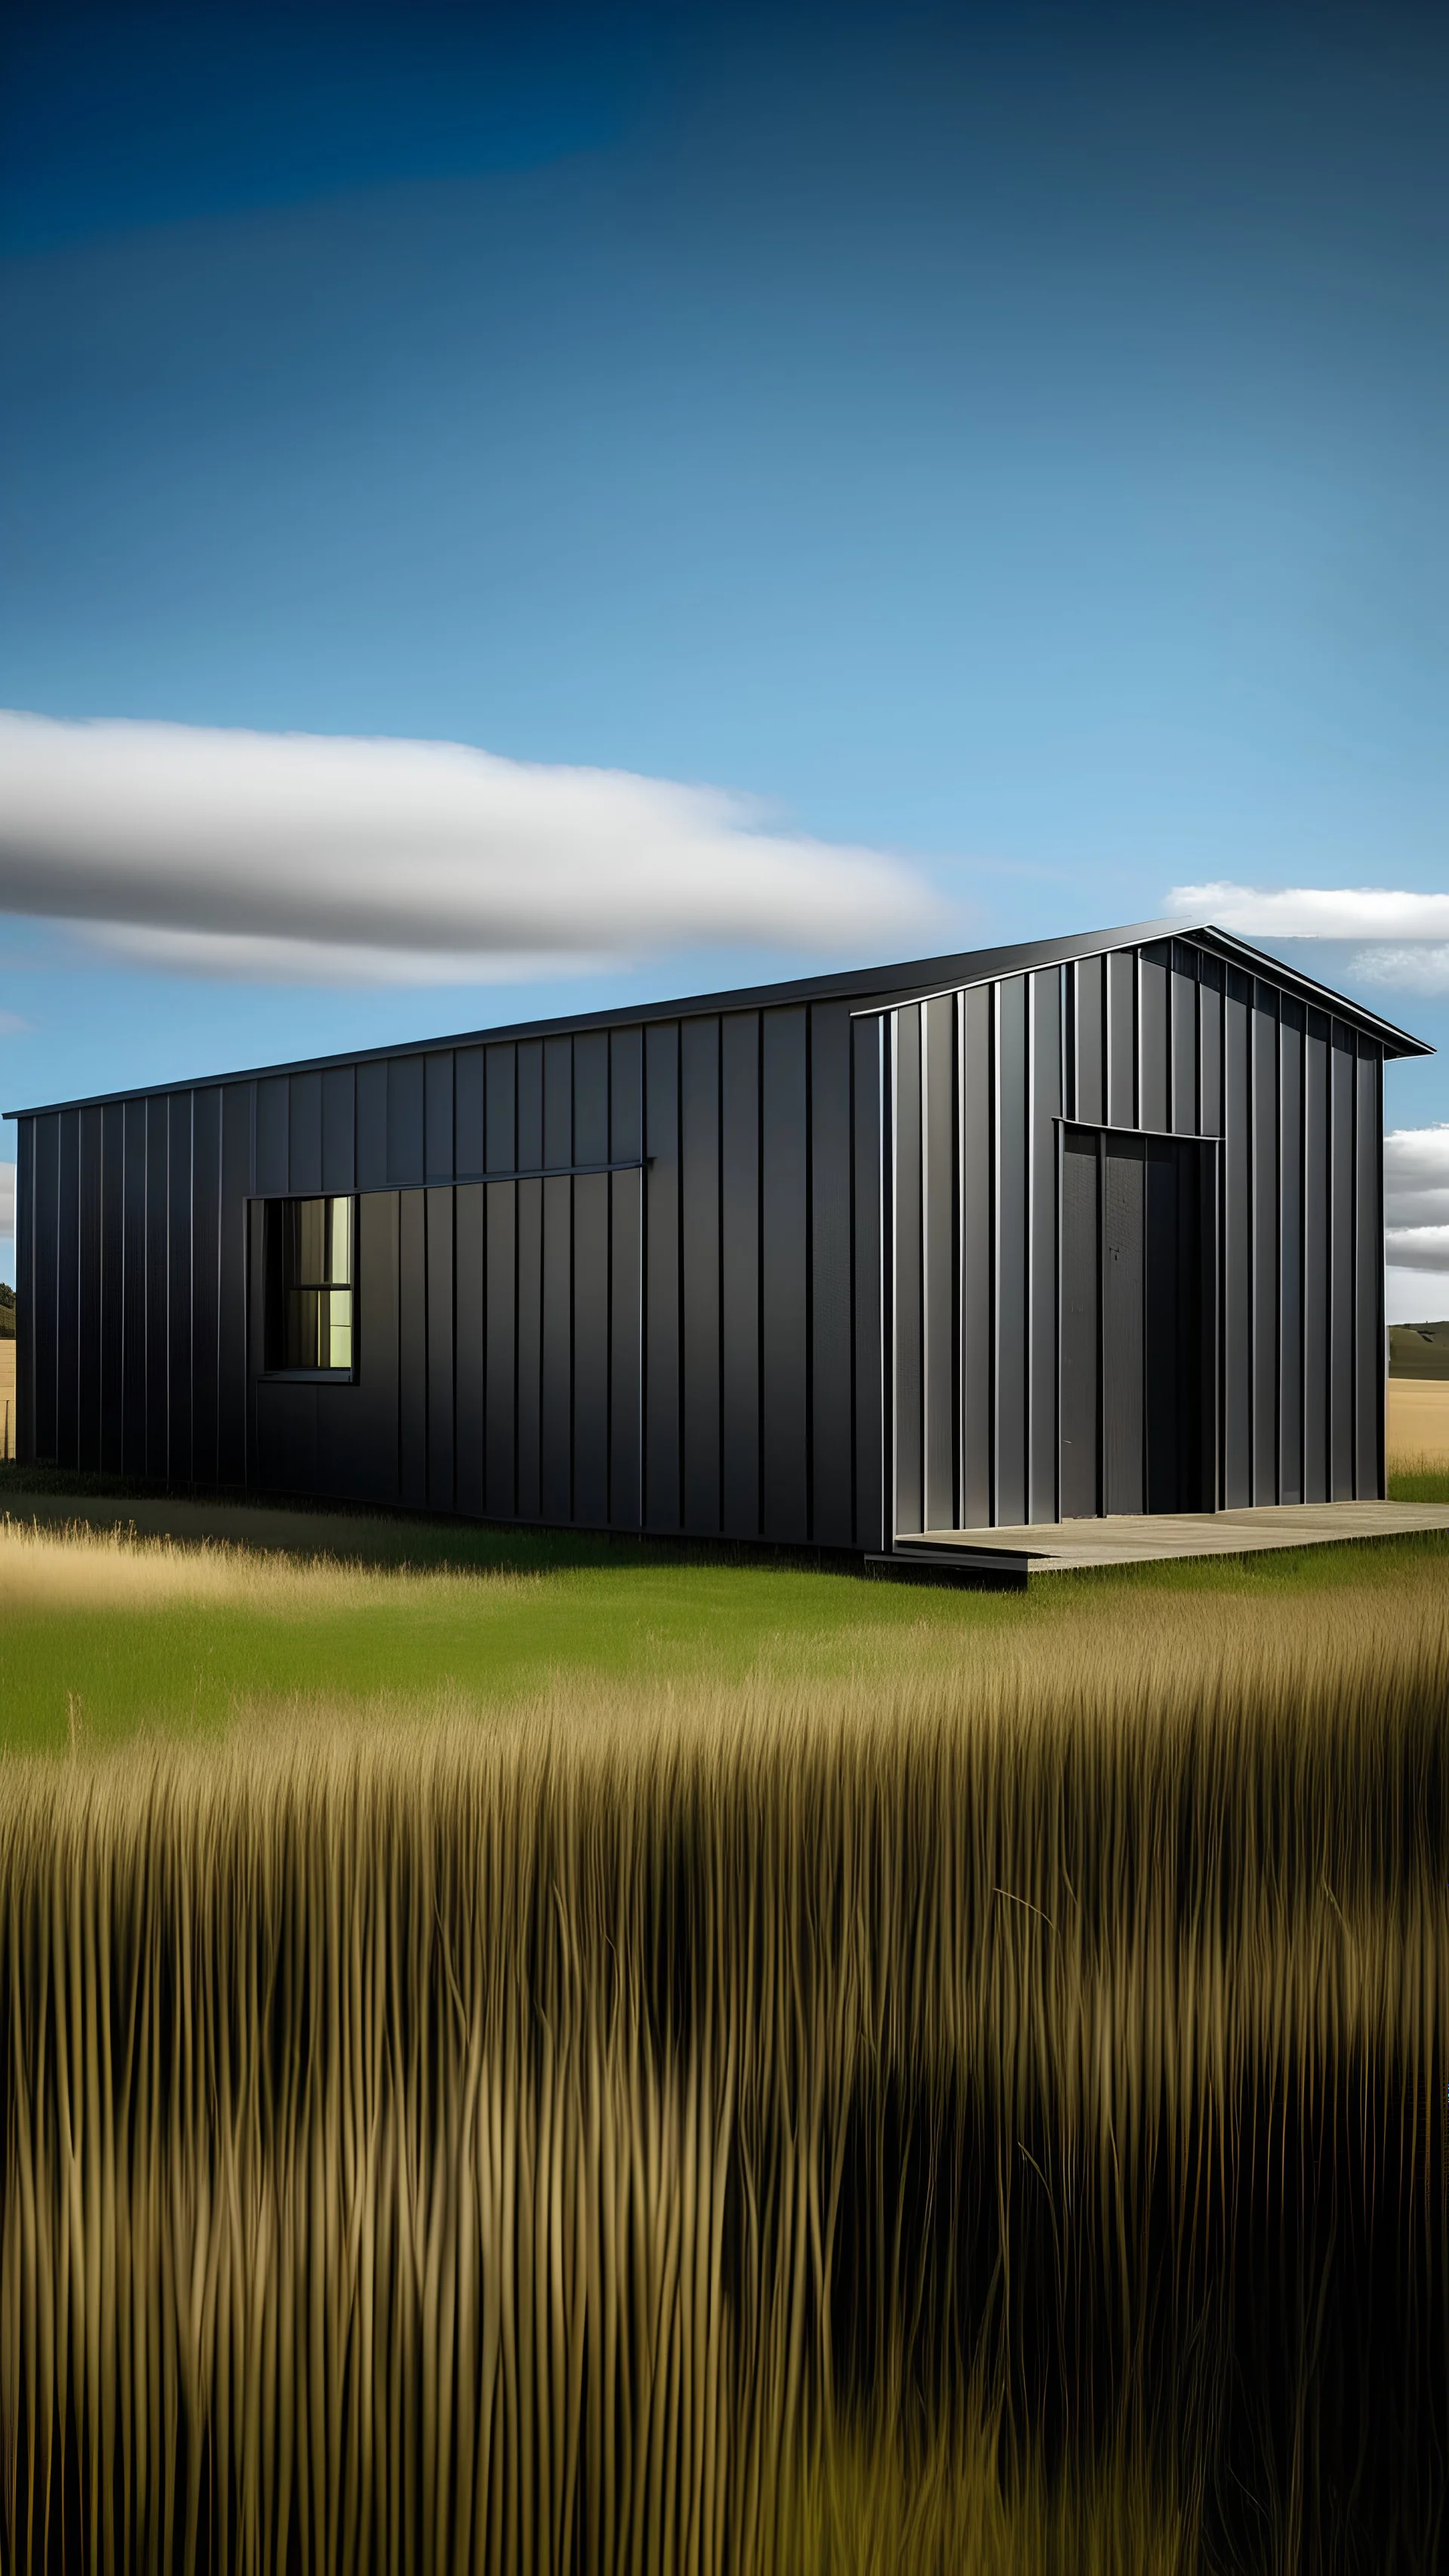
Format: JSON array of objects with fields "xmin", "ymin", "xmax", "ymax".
[{"xmin": 5, "ymin": 916, "xmax": 1431, "ymax": 1118}]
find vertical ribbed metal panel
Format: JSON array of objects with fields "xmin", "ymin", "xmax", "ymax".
[
  {"xmin": 485, "ymin": 1045, "xmax": 516, "ymax": 1171},
  {"xmin": 681, "ymin": 1016, "xmax": 722, "ymax": 1532},
  {"xmin": 1029, "ymin": 971, "xmax": 1060, "ymax": 1522},
  {"xmin": 143, "ymin": 1097, "xmax": 169, "ymax": 1482},
  {"xmin": 120, "ymin": 1100, "xmax": 146, "ymax": 1474},
  {"xmin": 721, "ymin": 1012, "xmax": 762, "ymax": 1538},
  {"xmin": 76, "ymin": 1106, "xmax": 102, "ymax": 1470},
  {"xmin": 484, "ymin": 1182, "xmax": 517, "ymax": 1518},
  {"xmin": 961, "ymin": 984, "xmax": 993, "ymax": 1529},
  {"xmin": 1356, "ymin": 1042, "xmax": 1384, "ymax": 1497},
  {"xmin": 454, "ymin": 1050, "xmax": 485, "ymax": 1178},
  {"xmin": 811, "ymin": 1001, "xmax": 855, "ymax": 1547},
  {"xmin": 761, "ymin": 1007, "xmax": 809, "ymax": 1542},
  {"xmin": 608, "ymin": 1167, "xmax": 643, "ymax": 1530},
  {"xmin": 219, "ymin": 1085, "xmax": 252, "ymax": 1487},
  {"xmin": 1106, "ymin": 950, "xmax": 1136, "ymax": 1127},
  {"xmin": 356, "ymin": 1060, "xmax": 387, "ymax": 1190},
  {"xmin": 190, "ymin": 1088, "xmax": 222, "ymax": 1488},
  {"xmin": 540, "ymin": 1173, "xmax": 572, "ymax": 1522},
  {"xmin": 995, "ymin": 977, "xmax": 1028, "ymax": 1525},
  {"xmin": 571, "ymin": 1170, "xmax": 610, "ymax": 1526},
  {"xmin": 573, "ymin": 1031, "xmax": 609, "ymax": 1165},
  {"xmin": 516, "ymin": 1042, "xmax": 544, "ymax": 1170},
  {"xmin": 1221, "ymin": 972, "xmax": 1251, "ymax": 1506},
  {"xmin": 609, "ymin": 1031, "xmax": 644, "ymax": 1531},
  {"xmin": 1075, "ymin": 954, "xmax": 1106, "ymax": 1125},
  {"xmin": 643, "ymin": 1022, "xmax": 681, "ymax": 1533},
  {"xmin": 1171, "ymin": 944, "xmax": 1199, "ymax": 1132},
  {"xmin": 388, "ymin": 1057, "xmax": 425, "ymax": 1189},
  {"xmin": 1303, "ymin": 1012, "xmax": 1330, "ymax": 1502},
  {"xmin": 1330, "ymin": 1025, "xmax": 1355, "ymax": 1497},
  {"xmin": 1138, "ymin": 943, "xmax": 1170, "ymax": 1131},
  {"xmin": 425, "ymin": 1054, "xmax": 454, "ymax": 1183},
  {"xmin": 100, "ymin": 1100, "xmax": 125, "ymax": 1473},
  {"xmin": 922, "ymin": 996, "xmax": 956, "ymax": 1533},
  {"xmin": 398, "ymin": 1188, "xmax": 428, "ymax": 1507},
  {"xmin": 14, "ymin": 1116, "xmax": 35, "ymax": 1461},
  {"xmin": 851, "ymin": 1014, "xmax": 885, "ymax": 1554},
  {"xmin": 1251, "ymin": 993, "xmax": 1279, "ymax": 1503},
  {"xmin": 426, "ymin": 1186, "xmax": 455, "ymax": 1513},
  {"xmin": 289, "ymin": 1072, "xmax": 321, "ymax": 1196},
  {"xmin": 255, "ymin": 1078, "xmax": 288, "ymax": 1196},
  {"xmin": 31, "ymin": 1115, "xmax": 59, "ymax": 1464},
  {"xmin": 55, "ymin": 1112, "xmax": 80, "ymax": 1470},
  {"xmin": 167, "ymin": 1094, "xmax": 193, "ymax": 1485},
  {"xmin": 892, "ymin": 1004, "xmax": 924, "ymax": 1542},
  {"xmin": 453, "ymin": 1183, "xmax": 485, "ymax": 1516},
  {"xmin": 515, "ymin": 1177, "xmax": 543, "ymax": 1519},
  {"xmin": 1278, "ymin": 1005, "xmax": 1304, "ymax": 1502},
  {"xmin": 321, "ymin": 1065, "xmax": 355, "ymax": 1193}
]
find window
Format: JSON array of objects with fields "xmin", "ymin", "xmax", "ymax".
[{"xmin": 268, "ymin": 1196, "xmax": 355, "ymax": 1373}]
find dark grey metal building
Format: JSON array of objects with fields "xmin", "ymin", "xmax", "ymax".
[{"xmin": 7, "ymin": 919, "xmax": 1429, "ymax": 1558}]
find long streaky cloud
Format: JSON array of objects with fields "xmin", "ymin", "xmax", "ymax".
[
  {"xmin": 0, "ymin": 712, "xmax": 938, "ymax": 986},
  {"xmin": 1168, "ymin": 883, "xmax": 1449, "ymax": 943},
  {"xmin": 0, "ymin": 1163, "xmax": 11, "ymax": 1236}
]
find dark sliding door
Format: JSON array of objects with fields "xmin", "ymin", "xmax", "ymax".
[{"xmin": 1060, "ymin": 1128, "xmax": 1216, "ymax": 1518}]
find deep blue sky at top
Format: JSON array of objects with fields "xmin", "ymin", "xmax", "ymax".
[{"xmin": 2, "ymin": 0, "xmax": 1447, "ymax": 1171}]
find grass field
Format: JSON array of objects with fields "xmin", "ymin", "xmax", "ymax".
[{"xmin": 1, "ymin": 1498, "xmax": 1447, "ymax": 2570}]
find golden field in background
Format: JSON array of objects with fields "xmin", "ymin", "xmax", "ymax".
[{"xmin": 1387, "ymin": 1372, "xmax": 1449, "ymax": 1466}]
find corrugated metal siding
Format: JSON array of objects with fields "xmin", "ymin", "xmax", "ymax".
[
  {"xmin": 14, "ymin": 999, "xmax": 887, "ymax": 1551},
  {"xmin": 888, "ymin": 938, "xmax": 1387, "ymax": 1532}
]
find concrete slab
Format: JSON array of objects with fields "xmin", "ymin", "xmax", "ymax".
[{"xmin": 881, "ymin": 1499, "xmax": 1449, "ymax": 1584}]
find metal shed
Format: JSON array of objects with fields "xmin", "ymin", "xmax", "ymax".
[{"xmin": 6, "ymin": 919, "xmax": 1429, "ymax": 1561}]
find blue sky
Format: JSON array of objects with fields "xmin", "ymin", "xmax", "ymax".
[{"xmin": 2, "ymin": 1, "xmax": 1447, "ymax": 1299}]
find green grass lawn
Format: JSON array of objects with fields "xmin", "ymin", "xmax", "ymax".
[{"xmin": 2, "ymin": 1463, "xmax": 1447, "ymax": 1757}]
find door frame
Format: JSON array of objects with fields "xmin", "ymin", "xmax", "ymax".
[{"xmin": 1055, "ymin": 1120, "xmax": 1222, "ymax": 1520}]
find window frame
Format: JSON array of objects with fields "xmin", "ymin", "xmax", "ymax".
[{"xmin": 258, "ymin": 1193, "xmax": 360, "ymax": 1383}]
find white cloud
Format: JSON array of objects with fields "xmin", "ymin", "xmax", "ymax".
[
  {"xmin": 1168, "ymin": 883, "xmax": 1449, "ymax": 942},
  {"xmin": 1385, "ymin": 1132, "xmax": 1449, "ymax": 1307},
  {"xmin": 1387, "ymin": 1266, "xmax": 1449, "ymax": 1323},
  {"xmin": 0, "ymin": 1163, "xmax": 12, "ymax": 1236},
  {"xmin": 0, "ymin": 711, "xmax": 937, "ymax": 986},
  {"xmin": 1384, "ymin": 1125, "xmax": 1449, "ymax": 1233},
  {"xmin": 1386, "ymin": 1226, "xmax": 1449, "ymax": 1272},
  {"xmin": 1351, "ymin": 944, "xmax": 1449, "ymax": 996}
]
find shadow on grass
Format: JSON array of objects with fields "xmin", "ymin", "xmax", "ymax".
[{"xmin": 0, "ymin": 1463, "xmax": 861, "ymax": 1583}]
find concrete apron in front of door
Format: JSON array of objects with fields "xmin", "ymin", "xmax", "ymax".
[{"xmin": 870, "ymin": 1499, "xmax": 1449, "ymax": 1587}]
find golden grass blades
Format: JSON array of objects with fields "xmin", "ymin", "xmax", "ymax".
[{"xmin": 2, "ymin": 1563, "xmax": 1447, "ymax": 2568}]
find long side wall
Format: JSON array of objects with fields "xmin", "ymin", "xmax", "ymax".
[
  {"xmin": 891, "ymin": 938, "xmax": 1385, "ymax": 1534},
  {"xmin": 14, "ymin": 1001, "xmax": 889, "ymax": 1551}
]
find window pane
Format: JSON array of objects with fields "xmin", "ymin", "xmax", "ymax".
[
  {"xmin": 293, "ymin": 1198, "xmax": 328, "ymax": 1285},
  {"xmin": 327, "ymin": 1290, "xmax": 352, "ymax": 1369},
  {"xmin": 328, "ymin": 1197, "xmax": 352, "ymax": 1287},
  {"xmin": 281, "ymin": 1286, "xmax": 353, "ymax": 1370},
  {"xmin": 272, "ymin": 1197, "xmax": 355, "ymax": 1366}
]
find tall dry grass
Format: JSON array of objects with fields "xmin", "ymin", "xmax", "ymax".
[{"xmin": 2, "ymin": 1577, "xmax": 1447, "ymax": 2571}]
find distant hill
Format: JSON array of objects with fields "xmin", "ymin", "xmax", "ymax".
[
  {"xmin": 0, "ymin": 1285, "xmax": 13, "ymax": 1340},
  {"xmin": 1389, "ymin": 1320, "xmax": 1449, "ymax": 1379}
]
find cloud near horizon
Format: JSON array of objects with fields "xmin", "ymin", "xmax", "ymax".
[
  {"xmin": 1385, "ymin": 1128, "xmax": 1449, "ymax": 1315},
  {"xmin": 0, "ymin": 713, "xmax": 939, "ymax": 986},
  {"xmin": 1168, "ymin": 882, "xmax": 1449, "ymax": 996}
]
